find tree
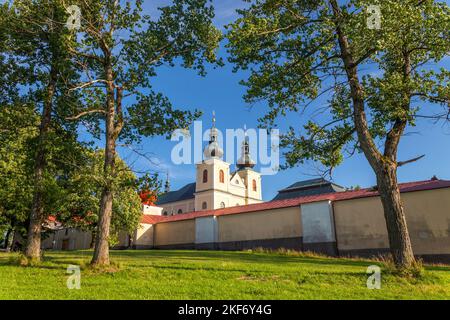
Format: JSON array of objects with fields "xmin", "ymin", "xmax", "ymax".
[
  {"xmin": 138, "ymin": 173, "xmax": 162, "ymax": 206},
  {"xmin": 55, "ymin": 150, "xmax": 148, "ymax": 247},
  {"xmin": 67, "ymin": 0, "xmax": 221, "ymax": 265},
  {"xmin": 227, "ymin": 0, "xmax": 450, "ymax": 270},
  {"xmin": 0, "ymin": 104, "xmax": 37, "ymax": 250},
  {"xmin": 0, "ymin": 101, "xmax": 84, "ymax": 252},
  {"xmin": 1, "ymin": 0, "xmax": 80, "ymax": 260}
]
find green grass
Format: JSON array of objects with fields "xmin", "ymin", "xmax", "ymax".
[{"xmin": 0, "ymin": 250, "xmax": 449, "ymax": 299}]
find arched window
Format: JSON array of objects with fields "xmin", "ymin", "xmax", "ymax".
[
  {"xmin": 163, "ymin": 211, "xmax": 168, "ymax": 216},
  {"xmin": 177, "ymin": 209, "xmax": 183, "ymax": 214},
  {"xmin": 220, "ymin": 202, "xmax": 226, "ymax": 209},
  {"xmin": 202, "ymin": 202, "xmax": 207, "ymax": 210},
  {"xmin": 202, "ymin": 169, "xmax": 208, "ymax": 183},
  {"xmin": 252, "ymin": 179, "xmax": 257, "ymax": 192},
  {"xmin": 219, "ymin": 170, "xmax": 225, "ymax": 183}
]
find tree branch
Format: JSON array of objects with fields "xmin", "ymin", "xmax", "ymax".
[
  {"xmin": 69, "ymin": 80, "xmax": 108, "ymax": 91},
  {"xmin": 66, "ymin": 109, "xmax": 106, "ymax": 121},
  {"xmin": 397, "ymin": 154, "xmax": 425, "ymax": 167}
]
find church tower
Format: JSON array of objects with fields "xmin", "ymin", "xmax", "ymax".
[
  {"xmin": 236, "ymin": 134, "xmax": 262, "ymax": 204},
  {"xmin": 195, "ymin": 112, "xmax": 231, "ymax": 211},
  {"xmin": 194, "ymin": 113, "xmax": 263, "ymax": 211}
]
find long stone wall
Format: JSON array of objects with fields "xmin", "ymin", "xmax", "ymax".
[
  {"xmin": 333, "ymin": 188, "xmax": 450, "ymax": 263},
  {"xmin": 149, "ymin": 206, "xmax": 303, "ymax": 250},
  {"xmin": 135, "ymin": 187, "xmax": 450, "ymax": 263}
]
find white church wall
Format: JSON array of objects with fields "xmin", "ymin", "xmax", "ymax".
[
  {"xmin": 161, "ymin": 199, "xmax": 195, "ymax": 215},
  {"xmin": 247, "ymin": 171, "xmax": 263, "ymax": 201},
  {"xmin": 195, "ymin": 191, "xmax": 213, "ymax": 211},
  {"xmin": 212, "ymin": 161, "xmax": 231, "ymax": 193},
  {"xmin": 214, "ymin": 192, "xmax": 247, "ymax": 209},
  {"xmin": 195, "ymin": 189, "xmax": 249, "ymax": 210},
  {"xmin": 228, "ymin": 173, "xmax": 246, "ymax": 197},
  {"xmin": 143, "ymin": 205, "xmax": 163, "ymax": 216}
]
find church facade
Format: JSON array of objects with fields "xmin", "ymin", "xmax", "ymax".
[{"xmin": 156, "ymin": 116, "xmax": 263, "ymax": 216}]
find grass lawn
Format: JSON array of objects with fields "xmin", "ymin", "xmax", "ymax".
[{"xmin": 0, "ymin": 250, "xmax": 449, "ymax": 300}]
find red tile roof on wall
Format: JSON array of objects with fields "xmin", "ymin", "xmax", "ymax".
[
  {"xmin": 141, "ymin": 214, "xmax": 167, "ymax": 225},
  {"xmin": 140, "ymin": 179, "xmax": 450, "ymax": 225}
]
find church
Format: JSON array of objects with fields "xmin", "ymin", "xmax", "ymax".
[
  {"xmin": 36, "ymin": 115, "xmax": 450, "ymax": 264},
  {"xmin": 155, "ymin": 115, "xmax": 263, "ymax": 216}
]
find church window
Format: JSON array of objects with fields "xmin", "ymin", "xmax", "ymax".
[
  {"xmin": 220, "ymin": 202, "xmax": 226, "ymax": 208},
  {"xmin": 235, "ymin": 179, "xmax": 239, "ymax": 184},
  {"xmin": 202, "ymin": 202, "xmax": 207, "ymax": 210},
  {"xmin": 219, "ymin": 170, "xmax": 225, "ymax": 183},
  {"xmin": 203, "ymin": 169, "xmax": 208, "ymax": 183},
  {"xmin": 252, "ymin": 179, "xmax": 257, "ymax": 192},
  {"xmin": 177, "ymin": 209, "xmax": 183, "ymax": 214}
]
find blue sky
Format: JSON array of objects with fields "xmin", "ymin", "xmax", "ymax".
[{"xmin": 87, "ymin": 0, "xmax": 450, "ymax": 201}]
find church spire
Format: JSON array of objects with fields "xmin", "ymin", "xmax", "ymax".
[
  {"xmin": 237, "ymin": 126, "xmax": 255, "ymax": 169},
  {"xmin": 203, "ymin": 111, "xmax": 223, "ymax": 159},
  {"xmin": 164, "ymin": 171, "xmax": 170, "ymax": 193}
]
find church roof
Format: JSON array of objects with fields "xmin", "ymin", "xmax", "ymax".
[
  {"xmin": 156, "ymin": 182, "xmax": 196, "ymax": 205},
  {"xmin": 272, "ymin": 178, "xmax": 346, "ymax": 201},
  {"xmin": 143, "ymin": 179, "xmax": 450, "ymax": 225}
]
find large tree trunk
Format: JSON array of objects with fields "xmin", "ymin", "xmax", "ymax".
[
  {"xmin": 91, "ymin": 108, "xmax": 115, "ymax": 266},
  {"xmin": 25, "ymin": 66, "xmax": 57, "ymax": 261},
  {"xmin": 91, "ymin": 62, "xmax": 116, "ymax": 266},
  {"xmin": 329, "ymin": 0, "xmax": 416, "ymax": 269},
  {"xmin": 91, "ymin": 185, "xmax": 113, "ymax": 265},
  {"xmin": 376, "ymin": 163, "xmax": 415, "ymax": 268}
]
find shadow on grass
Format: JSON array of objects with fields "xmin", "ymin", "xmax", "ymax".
[
  {"xmin": 52, "ymin": 249, "xmax": 371, "ymax": 267},
  {"xmin": 7, "ymin": 250, "xmax": 448, "ymax": 274},
  {"xmin": 109, "ymin": 249, "xmax": 377, "ymax": 268}
]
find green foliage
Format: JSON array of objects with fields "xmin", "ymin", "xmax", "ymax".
[
  {"xmin": 0, "ymin": 103, "xmax": 95, "ymax": 239},
  {"xmin": 69, "ymin": 0, "xmax": 222, "ymax": 142},
  {"xmin": 0, "ymin": 107, "xmax": 142, "ymax": 245},
  {"xmin": 226, "ymin": 0, "xmax": 450, "ymax": 171},
  {"xmin": 0, "ymin": 0, "xmax": 81, "ymax": 123},
  {"xmin": 0, "ymin": 104, "xmax": 38, "ymax": 232},
  {"xmin": 63, "ymin": 1, "xmax": 222, "ymax": 262},
  {"xmin": 55, "ymin": 150, "xmax": 143, "ymax": 239},
  {"xmin": 0, "ymin": 0, "xmax": 85, "ymax": 253}
]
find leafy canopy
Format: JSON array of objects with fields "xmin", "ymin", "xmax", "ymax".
[
  {"xmin": 69, "ymin": 0, "xmax": 223, "ymax": 142},
  {"xmin": 227, "ymin": 0, "xmax": 450, "ymax": 170}
]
